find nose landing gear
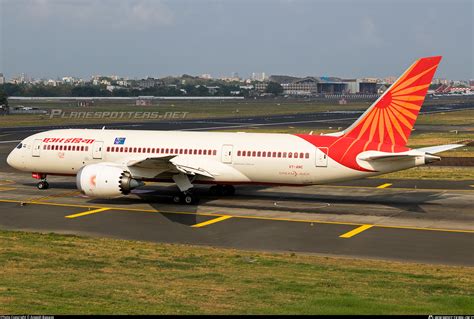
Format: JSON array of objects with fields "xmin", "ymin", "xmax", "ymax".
[
  {"xmin": 37, "ymin": 180, "xmax": 49, "ymax": 190},
  {"xmin": 32, "ymin": 173, "xmax": 49, "ymax": 190}
]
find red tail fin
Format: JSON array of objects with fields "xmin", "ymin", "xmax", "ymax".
[{"xmin": 343, "ymin": 56, "xmax": 442, "ymax": 148}]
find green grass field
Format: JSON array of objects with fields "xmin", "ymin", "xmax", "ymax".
[
  {"xmin": 4, "ymin": 98, "xmax": 472, "ymax": 128},
  {"xmin": 2, "ymin": 100, "xmax": 369, "ymax": 127},
  {"xmin": 1, "ymin": 230, "xmax": 473, "ymax": 315},
  {"xmin": 374, "ymin": 166, "xmax": 474, "ymax": 180}
]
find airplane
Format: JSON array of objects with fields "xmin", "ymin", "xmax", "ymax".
[{"xmin": 7, "ymin": 56, "xmax": 463, "ymax": 204}]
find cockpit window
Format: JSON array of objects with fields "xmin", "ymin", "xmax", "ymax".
[{"xmin": 16, "ymin": 143, "xmax": 22, "ymax": 149}]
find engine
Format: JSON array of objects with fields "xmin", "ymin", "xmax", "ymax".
[{"xmin": 76, "ymin": 163, "xmax": 143, "ymax": 198}]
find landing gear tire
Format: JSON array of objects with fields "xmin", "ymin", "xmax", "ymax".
[
  {"xmin": 172, "ymin": 195, "xmax": 182, "ymax": 204},
  {"xmin": 37, "ymin": 181, "xmax": 49, "ymax": 190},
  {"xmin": 184, "ymin": 192, "xmax": 200, "ymax": 205},
  {"xmin": 172, "ymin": 193, "xmax": 199, "ymax": 205}
]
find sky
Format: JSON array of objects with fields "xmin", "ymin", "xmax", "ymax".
[{"xmin": 1, "ymin": 0, "xmax": 473, "ymax": 80}]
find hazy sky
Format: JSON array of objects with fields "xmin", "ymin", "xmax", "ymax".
[{"xmin": 1, "ymin": 0, "xmax": 473, "ymax": 80}]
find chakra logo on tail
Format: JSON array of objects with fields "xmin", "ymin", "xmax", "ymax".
[{"xmin": 343, "ymin": 56, "xmax": 442, "ymax": 152}]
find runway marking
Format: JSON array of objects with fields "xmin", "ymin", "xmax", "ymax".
[
  {"xmin": 191, "ymin": 215, "xmax": 232, "ymax": 228},
  {"xmin": 321, "ymin": 184, "xmax": 474, "ymax": 192},
  {"xmin": 22, "ymin": 190, "xmax": 82, "ymax": 204},
  {"xmin": 376, "ymin": 183, "xmax": 392, "ymax": 189},
  {"xmin": 0, "ymin": 180, "xmax": 15, "ymax": 186},
  {"xmin": 0, "ymin": 140, "xmax": 22, "ymax": 144},
  {"xmin": 339, "ymin": 225, "xmax": 374, "ymax": 238},
  {"xmin": 65, "ymin": 207, "xmax": 111, "ymax": 219},
  {"xmin": 0, "ymin": 187, "xmax": 16, "ymax": 192},
  {"xmin": 0, "ymin": 198, "xmax": 473, "ymax": 234}
]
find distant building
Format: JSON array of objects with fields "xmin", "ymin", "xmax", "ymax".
[
  {"xmin": 470, "ymin": 79, "xmax": 474, "ymax": 89},
  {"xmin": 270, "ymin": 75, "xmax": 347, "ymax": 95},
  {"xmin": 45, "ymin": 79, "xmax": 58, "ymax": 87},
  {"xmin": 0, "ymin": 73, "xmax": 4, "ymax": 85},
  {"xmin": 205, "ymin": 86, "xmax": 220, "ymax": 94},
  {"xmin": 251, "ymin": 72, "xmax": 267, "ymax": 82},
  {"xmin": 199, "ymin": 74, "xmax": 212, "ymax": 79},
  {"xmin": 358, "ymin": 81, "xmax": 377, "ymax": 94},
  {"xmin": 136, "ymin": 77, "xmax": 164, "ymax": 89},
  {"xmin": 254, "ymin": 82, "xmax": 268, "ymax": 92},
  {"xmin": 449, "ymin": 87, "xmax": 471, "ymax": 94}
]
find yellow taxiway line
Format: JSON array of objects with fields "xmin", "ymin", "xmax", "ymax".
[
  {"xmin": 0, "ymin": 187, "xmax": 16, "ymax": 192},
  {"xmin": 0, "ymin": 198, "xmax": 473, "ymax": 234},
  {"xmin": 376, "ymin": 183, "xmax": 393, "ymax": 189},
  {"xmin": 339, "ymin": 225, "xmax": 374, "ymax": 238},
  {"xmin": 65, "ymin": 207, "xmax": 111, "ymax": 219},
  {"xmin": 191, "ymin": 215, "xmax": 232, "ymax": 228}
]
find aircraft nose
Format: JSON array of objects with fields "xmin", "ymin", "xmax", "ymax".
[{"xmin": 7, "ymin": 150, "xmax": 17, "ymax": 168}]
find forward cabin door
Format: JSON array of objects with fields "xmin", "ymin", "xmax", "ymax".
[
  {"xmin": 32, "ymin": 139, "xmax": 42, "ymax": 157},
  {"xmin": 315, "ymin": 147, "xmax": 328, "ymax": 167},
  {"xmin": 221, "ymin": 144, "xmax": 233, "ymax": 164},
  {"xmin": 92, "ymin": 141, "xmax": 104, "ymax": 159}
]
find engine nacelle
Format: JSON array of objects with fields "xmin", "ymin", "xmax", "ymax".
[{"xmin": 76, "ymin": 163, "xmax": 143, "ymax": 198}]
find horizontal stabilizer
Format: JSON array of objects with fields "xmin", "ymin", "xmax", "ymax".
[
  {"xmin": 414, "ymin": 144, "xmax": 464, "ymax": 154},
  {"xmin": 357, "ymin": 150, "xmax": 440, "ymax": 164}
]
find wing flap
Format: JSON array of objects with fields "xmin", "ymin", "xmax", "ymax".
[{"xmin": 127, "ymin": 155, "xmax": 218, "ymax": 178}]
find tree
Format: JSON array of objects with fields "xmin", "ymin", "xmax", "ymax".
[
  {"xmin": 265, "ymin": 81, "xmax": 284, "ymax": 95},
  {"xmin": 0, "ymin": 86, "xmax": 9, "ymax": 115}
]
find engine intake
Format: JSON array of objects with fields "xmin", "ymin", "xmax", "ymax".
[{"xmin": 76, "ymin": 163, "xmax": 143, "ymax": 198}]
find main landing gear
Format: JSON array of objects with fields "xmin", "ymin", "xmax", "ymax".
[
  {"xmin": 209, "ymin": 185, "xmax": 235, "ymax": 196},
  {"xmin": 172, "ymin": 191, "xmax": 200, "ymax": 205},
  {"xmin": 171, "ymin": 173, "xmax": 199, "ymax": 205},
  {"xmin": 33, "ymin": 173, "xmax": 49, "ymax": 190}
]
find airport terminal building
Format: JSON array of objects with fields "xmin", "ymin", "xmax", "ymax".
[{"xmin": 258, "ymin": 75, "xmax": 378, "ymax": 96}]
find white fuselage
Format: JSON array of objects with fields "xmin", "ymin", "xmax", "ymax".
[{"xmin": 7, "ymin": 129, "xmax": 378, "ymax": 185}]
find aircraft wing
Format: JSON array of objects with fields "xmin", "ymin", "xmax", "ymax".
[{"xmin": 127, "ymin": 155, "xmax": 217, "ymax": 178}]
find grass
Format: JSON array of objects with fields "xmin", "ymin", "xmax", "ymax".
[
  {"xmin": 417, "ymin": 110, "xmax": 474, "ymax": 126},
  {"xmin": 0, "ymin": 230, "xmax": 473, "ymax": 314},
  {"xmin": 375, "ymin": 166, "xmax": 474, "ymax": 180},
  {"xmin": 4, "ymin": 97, "xmax": 472, "ymax": 128},
  {"xmin": 1, "ymin": 100, "xmax": 369, "ymax": 127}
]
